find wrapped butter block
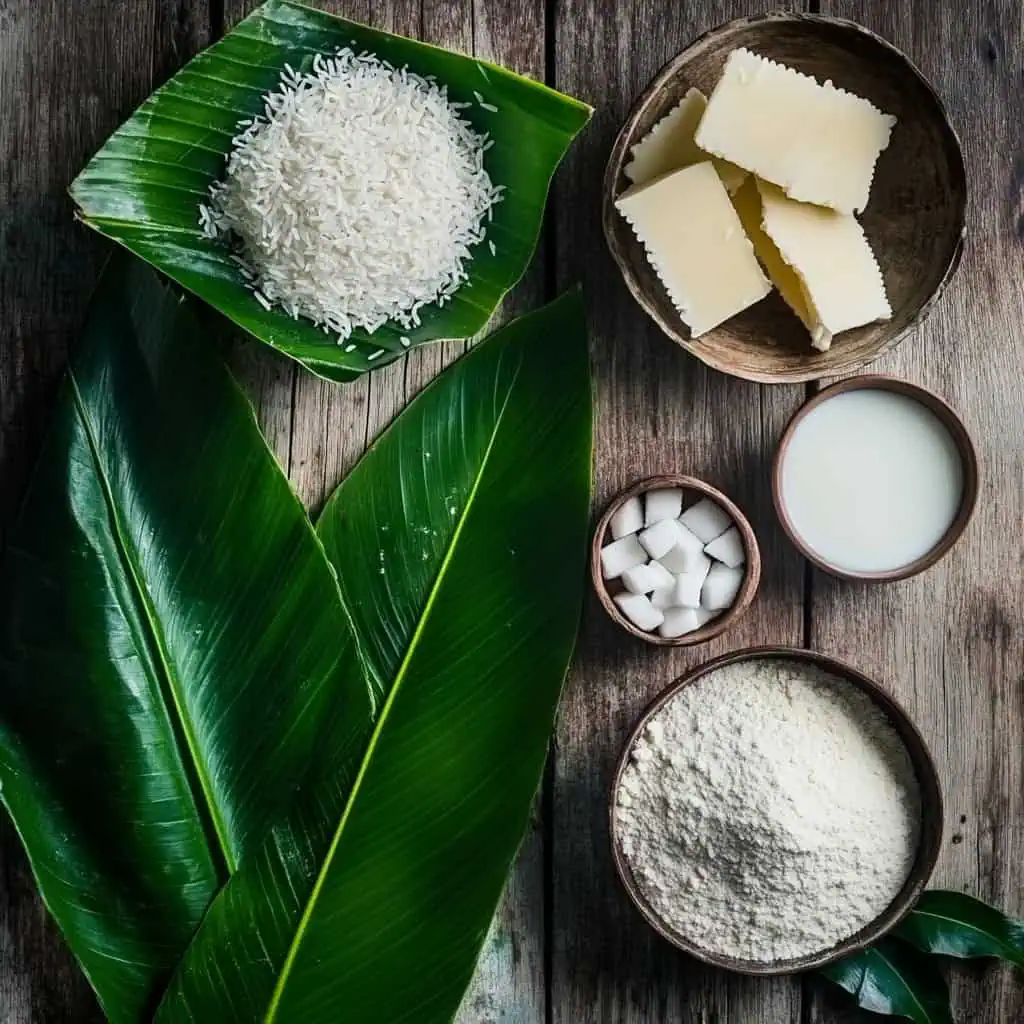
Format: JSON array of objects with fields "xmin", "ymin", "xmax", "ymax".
[
  {"xmin": 680, "ymin": 498, "xmax": 733, "ymax": 544},
  {"xmin": 624, "ymin": 87, "xmax": 748, "ymax": 193},
  {"xmin": 621, "ymin": 560, "xmax": 675, "ymax": 595},
  {"xmin": 615, "ymin": 162, "xmax": 771, "ymax": 337},
  {"xmin": 614, "ymin": 592, "xmax": 664, "ymax": 632},
  {"xmin": 601, "ymin": 535, "xmax": 647, "ymax": 579},
  {"xmin": 695, "ymin": 48, "xmax": 896, "ymax": 215},
  {"xmin": 610, "ymin": 495, "xmax": 644, "ymax": 539},
  {"xmin": 733, "ymin": 178, "xmax": 890, "ymax": 351},
  {"xmin": 704, "ymin": 526, "xmax": 745, "ymax": 569}
]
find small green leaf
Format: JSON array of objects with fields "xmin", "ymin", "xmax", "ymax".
[
  {"xmin": 896, "ymin": 890, "xmax": 1024, "ymax": 969},
  {"xmin": 70, "ymin": 0, "xmax": 592, "ymax": 381},
  {"xmin": 820, "ymin": 938, "xmax": 954, "ymax": 1023}
]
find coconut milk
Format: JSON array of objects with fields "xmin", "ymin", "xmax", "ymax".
[{"xmin": 779, "ymin": 388, "xmax": 964, "ymax": 574}]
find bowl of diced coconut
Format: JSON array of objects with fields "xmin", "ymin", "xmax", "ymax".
[{"xmin": 592, "ymin": 474, "xmax": 760, "ymax": 646}]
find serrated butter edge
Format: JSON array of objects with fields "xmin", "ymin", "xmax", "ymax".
[
  {"xmin": 727, "ymin": 47, "xmax": 898, "ymax": 125},
  {"xmin": 614, "ymin": 202, "xmax": 698, "ymax": 330},
  {"xmin": 700, "ymin": 48, "xmax": 898, "ymax": 213}
]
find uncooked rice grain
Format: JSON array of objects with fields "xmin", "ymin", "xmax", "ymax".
[{"xmin": 200, "ymin": 48, "xmax": 501, "ymax": 340}]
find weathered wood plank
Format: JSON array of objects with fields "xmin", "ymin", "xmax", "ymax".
[
  {"xmin": 808, "ymin": 2, "xmax": 1024, "ymax": 1021},
  {"xmin": 550, "ymin": 2, "xmax": 806, "ymax": 1021},
  {"xmin": 224, "ymin": 1, "xmax": 548, "ymax": 1020},
  {"xmin": 0, "ymin": 2, "xmax": 211, "ymax": 1019},
  {"xmin": 450, "ymin": 4, "xmax": 549, "ymax": 1020}
]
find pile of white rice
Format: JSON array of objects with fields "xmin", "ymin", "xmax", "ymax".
[{"xmin": 200, "ymin": 48, "xmax": 502, "ymax": 343}]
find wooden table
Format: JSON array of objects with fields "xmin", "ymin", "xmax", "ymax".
[{"xmin": 2, "ymin": 1, "xmax": 1022, "ymax": 1020}]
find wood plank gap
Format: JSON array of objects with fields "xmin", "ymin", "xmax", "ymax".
[
  {"xmin": 210, "ymin": 0, "xmax": 225, "ymax": 39},
  {"xmin": 542, "ymin": 5, "xmax": 558, "ymax": 1024},
  {"xmin": 542, "ymin": 753, "xmax": 556, "ymax": 1024}
]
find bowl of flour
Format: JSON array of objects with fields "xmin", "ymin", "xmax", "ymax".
[{"xmin": 610, "ymin": 647, "xmax": 942, "ymax": 973}]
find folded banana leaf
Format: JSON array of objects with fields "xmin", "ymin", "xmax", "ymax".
[
  {"xmin": 0, "ymin": 257, "xmax": 371, "ymax": 1022},
  {"xmin": 70, "ymin": 0, "xmax": 592, "ymax": 382},
  {"xmin": 154, "ymin": 288, "xmax": 593, "ymax": 1022}
]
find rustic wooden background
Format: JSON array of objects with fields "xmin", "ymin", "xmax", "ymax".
[{"xmin": 1, "ymin": 0, "xmax": 1022, "ymax": 1021}]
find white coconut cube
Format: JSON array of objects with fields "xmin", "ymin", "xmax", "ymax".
[
  {"xmin": 658, "ymin": 606, "xmax": 702, "ymax": 638},
  {"xmin": 638, "ymin": 519, "xmax": 685, "ymax": 560},
  {"xmin": 680, "ymin": 498, "xmax": 733, "ymax": 543},
  {"xmin": 704, "ymin": 526, "xmax": 745, "ymax": 568},
  {"xmin": 694, "ymin": 607, "xmax": 716, "ymax": 627},
  {"xmin": 621, "ymin": 560, "xmax": 675, "ymax": 595},
  {"xmin": 614, "ymin": 592, "xmax": 665, "ymax": 631},
  {"xmin": 600, "ymin": 534, "xmax": 647, "ymax": 579},
  {"xmin": 701, "ymin": 562, "xmax": 745, "ymax": 610},
  {"xmin": 657, "ymin": 521, "xmax": 705, "ymax": 573},
  {"xmin": 610, "ymin": 496, "xmax": 644, "ymax": 539},
  {"xmin": 673, "ymin": 554, "xmax": 712, "ymax": 608},
  {"xmin": 644, "ymin": 487, "xmax": 684, "ymax": 526},
  {"xmin": 650, "ymin": 584, "xmax": 676, "ymax": 610}
]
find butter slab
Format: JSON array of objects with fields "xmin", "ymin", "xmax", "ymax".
[
  {"xmin": 616, "ymin": 162, "xmax": 771, "ymax": 338},
  {"xmin": 625, "ymin": 88, "xmax": 748, "ymax": 193},
  {"xmin": 734, "ymin": 177, "xmax": 891, "ymax": 351},
  {"xmin": 695, "ymin": 48, "xmax": 896, "ymax": 214}
]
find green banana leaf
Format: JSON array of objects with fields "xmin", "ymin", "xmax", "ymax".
[
  {"xmin": 154, "ymin": 288, "xmax": 593, "ymax": 1022},
  {"xmin": 69, "ymin": 0, "xmax": 592, "ymax": 383},
  {"xmin": 820, "ymin": 938, "xmax": 954, "ymax": 1024},
  {"xmin": 0, "ymin": 256, "xmax": 371, "ymax": 1022},
  {"xmin": 896, "ymin": 890, "xmax": 1024, "ymax": 968}
]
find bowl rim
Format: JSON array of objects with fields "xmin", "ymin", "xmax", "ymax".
[
  {"xmin": 608, "ymin": 645, "xmax": 945, "ymax": 975},
  {"xmin": 772, "ymin": 374, "xmax": 980, "ymax": 581},
  {"xmin": 591, "ymin": 474, "xmax": 761, "ymax": 646},
  {"xmin": 601, "ymin": 10, "xmax": 968, "ymax": 385}
]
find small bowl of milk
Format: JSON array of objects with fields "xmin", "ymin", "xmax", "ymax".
[{"xmin": 773, "ymin": 376, "xmax": 978, "ymax": 581}]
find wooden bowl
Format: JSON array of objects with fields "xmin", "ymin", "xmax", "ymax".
[
  {"xmin": 603, "ymin": 13, "xmax": 967, "ymax": 384},
  {"xmin": 773, "ymin": 375, "xmax": 979, "ymax": 581},
  {"xmin": 591, "ymin": 474, "xmax": 761, "ymax": 646},
  {"xmin": 609, "ymin": 646, "xmax": 944, "ymax": 974}
]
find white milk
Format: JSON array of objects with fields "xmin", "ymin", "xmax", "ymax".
[{"xmin": 779, "ymin": 389, "xmax": 963, "ymax": 573}]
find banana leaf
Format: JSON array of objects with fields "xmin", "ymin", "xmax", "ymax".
[
  {"xmin": 154, "ymin": 288, "xmax": 593, "ymax": 1022},
  {"xmin": 0, "ymin": 256, "xmax": 371, "ymax": 1022},
  {"xmin": 896, "ymin": 890, "xmax": 1024, "ymax": 968},
  {"xmin": 69, "ymin": 0, "xmax": 592, "ymax": 383},
  {"xmin": 820, "ymin": 938, "xmax": 954, "ymax": 1024}
]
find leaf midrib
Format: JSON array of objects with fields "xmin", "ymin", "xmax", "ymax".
[
  {"xmin": 68, "ymin": 369, "xmax": 236, "ymax": 878},
  {"xmin": 870, "ymin": 947, "xmax": 942, "ymax": 1024},
  {"xmin": 906, "ymin": 909, "xmax": 1024, "ymax": 964},
  {"xmin": 263, "ymin": 358, "xmax": 522, "ymax": 1023}
]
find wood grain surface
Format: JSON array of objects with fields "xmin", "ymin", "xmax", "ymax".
[{"xmin": 0, "ymin": 0, "xmax": 1022, "ymax": 1021}]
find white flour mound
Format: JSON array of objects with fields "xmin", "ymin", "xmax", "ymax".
[{"xmin": 615, "ymin": 658, "xmax": 921, "ymax": 963}]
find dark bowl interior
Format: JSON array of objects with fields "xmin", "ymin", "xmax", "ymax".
[
  {"xmin": 609, "ymin": 647, "xmax": 945, "ymax": 974},
  {"xmin": 603, "ymin": 13, "xmax": 967, "ymax": 383}
]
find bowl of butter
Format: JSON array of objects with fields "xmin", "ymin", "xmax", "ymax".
[{"xmin": 603, "ymin": 12, "xmax": 966, "ymax": 384}]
